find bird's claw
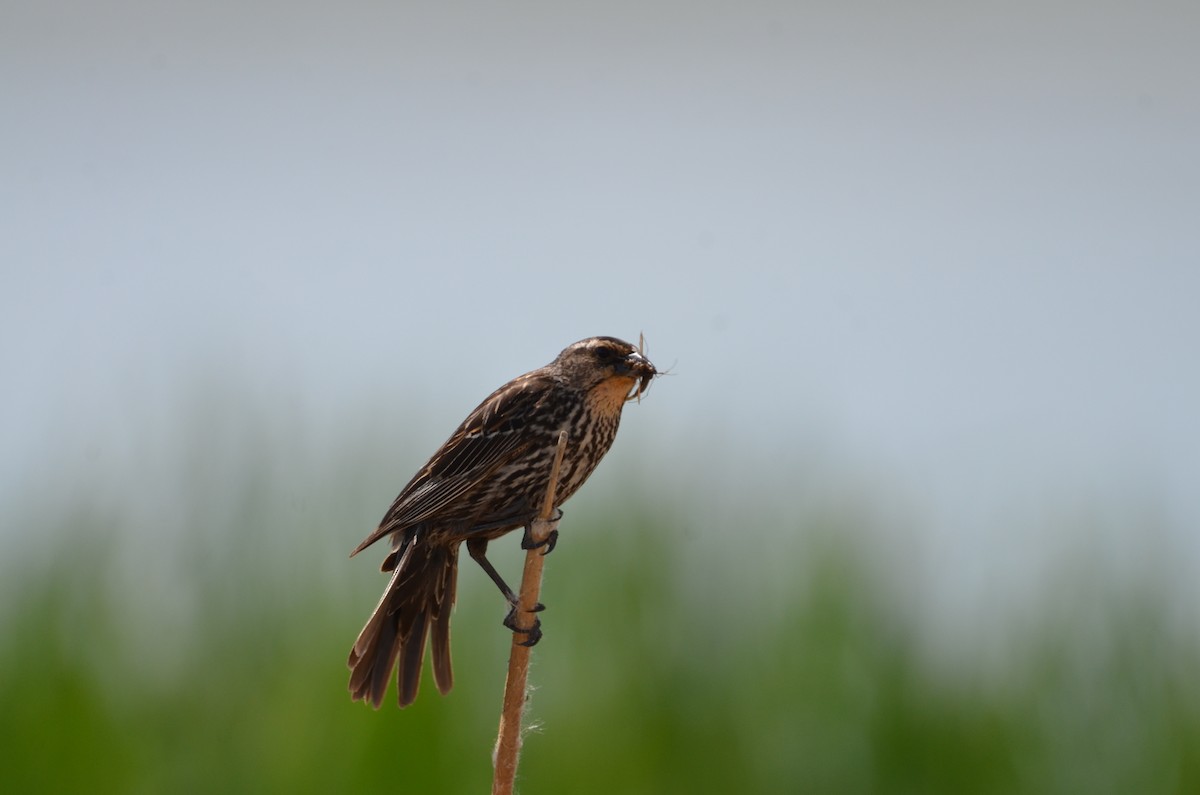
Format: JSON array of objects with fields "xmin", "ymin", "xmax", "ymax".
[
  {"xmin": 521, "ymin": 527, "xmax": 559, "ymax": 556},
  {"xmin": 503, "ymin": 604, "xmax": 545, "ymax": 646}
]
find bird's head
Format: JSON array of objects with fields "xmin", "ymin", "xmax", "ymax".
[{"xmin": 553, "ymin": 336, "xmax": 657, "ymax": 403}]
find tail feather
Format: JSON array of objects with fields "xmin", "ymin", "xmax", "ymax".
[
  {"xmin": 429, "ymin": 555, "xmax": 458, "ymax": 692},
  {"xmin": 348, "ymin": 537, "xmax": 459, "ymax": 708}
]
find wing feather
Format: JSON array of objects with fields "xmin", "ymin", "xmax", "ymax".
[{"xmin": 350, "ymin": 373, "xmax": 553, "ymax": 556}]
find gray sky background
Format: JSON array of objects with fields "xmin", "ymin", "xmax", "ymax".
[{"xmin": 3, "ymin": 2, "xmax": 1198, "ymax": 637}]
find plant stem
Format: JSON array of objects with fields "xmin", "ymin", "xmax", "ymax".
[{"xmin": 491, "ymin": 429, "xmax": 567, "ymax": 795}]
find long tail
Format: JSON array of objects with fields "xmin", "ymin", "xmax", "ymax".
[{"xmin": 348, "ymin": 535, "xmax": 459, "ymax": 708}]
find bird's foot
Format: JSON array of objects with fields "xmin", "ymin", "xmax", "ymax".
[
  {"xmin": 521, "ymin": 527, "xmax": 559, "ymax": 556},
  {"xmin": 503, "ymin": 604, "xmax": 545, "ymax": 646}
]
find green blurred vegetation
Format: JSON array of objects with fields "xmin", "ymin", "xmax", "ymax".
[{"xmin": 1, "ymin": 404, "xmax": 1197, "ymax": 794}]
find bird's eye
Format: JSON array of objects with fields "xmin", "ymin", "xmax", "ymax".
[{"xmin": 595, "ymin": 346, "xmax": 616, "ymax": 360}]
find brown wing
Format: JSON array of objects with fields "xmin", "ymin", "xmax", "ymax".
[{"xmin": 349, "ymin": 372, "xmax": 554, "ymax": 557}]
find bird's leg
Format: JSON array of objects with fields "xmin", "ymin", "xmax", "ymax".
[
  {"xmin": 521, "ymin": 508, "xmax": 563, "ymax": 556},
  {"xmin": 466, "ymin": 537, "xmax": 544, "ymax": 644},
  {"xmin": 466, "ymin": 537, "xmax": 518, "ymax": 604}
]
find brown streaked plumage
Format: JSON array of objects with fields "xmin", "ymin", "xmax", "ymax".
[{"xmin": 348, "ymin": 336, "xmax": 656, "ymax": 708}]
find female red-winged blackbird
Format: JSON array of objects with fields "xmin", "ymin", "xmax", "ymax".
[{"xmin": 348, "ymin": 336, "xmax": 657, "ymax": 708}]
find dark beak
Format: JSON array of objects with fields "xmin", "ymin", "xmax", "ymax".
[{"xmin": 617, "ymin": 350, "xmax": 656, "ymax": 377}]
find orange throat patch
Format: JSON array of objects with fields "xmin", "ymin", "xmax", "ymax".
[{"xmin": 587, "ymin": 375, "xmax": 638, "ymax": 415}]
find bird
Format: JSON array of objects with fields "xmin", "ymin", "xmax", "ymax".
[{"xmin": 348, "ymin": 336, "xmax": 657, "ymax": 708}]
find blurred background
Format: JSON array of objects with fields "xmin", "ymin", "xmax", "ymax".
[{"xmin": 3, "ymin": 1, "xmax": 1198, "ymax": 791}]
